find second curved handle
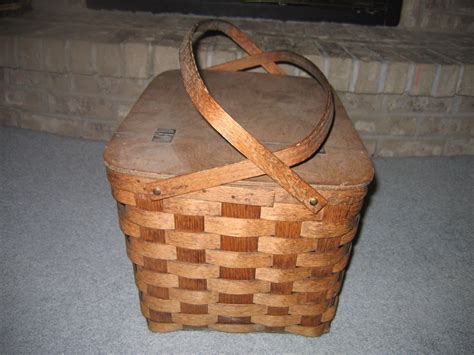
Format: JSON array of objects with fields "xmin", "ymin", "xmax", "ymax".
[{"xmin": 146, "ymin": 20, "xmax": 335, "ymax": 213}]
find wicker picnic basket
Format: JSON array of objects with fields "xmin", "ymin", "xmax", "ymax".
[{"xmin": 104, "ymin": 20, "xmax": 373, "ymax": 336}]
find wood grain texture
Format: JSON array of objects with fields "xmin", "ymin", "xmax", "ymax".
[
  {"xmin": 180, "ymin": 303, "xmax": 209, "ymax": 314},
  {"xmin": 340, "ymin": 224, "xmax": 359, "ymax": 245},
  {"xmin": 332, "ymin": 255, "xmax": 350, "ymax": 273},
  {"xmin": 219, "ymin": 316, "xmax": 251, "ymax": 324},
  {"xmin": 221, "ymin": 202, "xmax": 261, "ymax": 219},
  {"xmin": 220, "ymin": 267, "xmax": 256, "ymax": 280},
  {"xmin": 149, "ymin": 310, "xmax": 172, "ymax": 323},
  {"xmin": 162, "ymin": 198, "xmax": 221, "ymax": 216},
  {"xmin": 258, "ymin": 236, "xmax": 316, "ymax": 254},
  {"xmin": 289, "ymin": 303, "xmax": 328, "ymax": 316},
  {"xmin": 275, "ymin": 221, "xmax": 301, "ymax": 238},
  {"xmin": 251, "ymin": 314, "xmax": 301, "ymax": 327},
  {"xmin": 150, "ymin": 55, "xmax": 334, "ymax": 213},
  {"xmin": 292, "ymin": 275, "xmax": 338, "ymax": 292},
  {"xmin": 205, "ymin": 216, "xmax": 275, "ymax": 237},
  {"xmin": 285, "ymin": 324, "xmax": 326, "ymax": 337},
  {"xmin": 255, "ymin": 267, "xmax": 311, "ymax": 283},
  {"xmin": 167, "ymin": 261, "xmax": 219, "ymax": 279},
  {"xmin": 135, "ymin": 270, "xmax": 179, "ymax": 288},
  {"xmin": 143, "ymin": 257, "xmax": 168, "ymax": 273},
  {"xmin": 220, "ymin": 235, "xmax": 258, "ymax": 252},
  {"xmin": 148, "ymin": 321, "xmax": 183, "ymax": 333},
  {"xmin": 140, "ymin": 19, "xmax": 338, "ymax": 213},
  {"xmin": 253, "ymin": 293, "xmax": 305, "ymax": 307},
  {"xmin": 219, "ymin": 202, "xmax": 261, "ymax": 284},
  {"xmin": 174, "ymin": 215, "xmax": 204, "ymax": 232},
  {"xmin": 104, "ymin": 18, "xmax": 373, "ymax": 336},
  {"xmin": 209, "ymin": 324, "xmax": 264, "ymax": 333},
  {"xmin": 274, "ymin": 187, "xmax": 367, "ymax": 205},
  {"xmin": 127, "ymin": 238, "xmax": 177, "ymax": 260},
  {"xmin": 171, "ymin": 313, "xmax": 217, "ymax": 327},
  {"xmin": 261, "ymin": 203, "xmax": 322, "ymax": 222},
  {"xmin": 168, "ymin": 288, "xmax": 218, "ymax": 305},
  {"xmin": 218, "ymin": 293, "xmax": 254, "ymax": 304},
  {"xmin": 127, "ymin": 249, "xmax": 144, "ymax": 266},
  {"xmin": 147, "ymin": 285, "xmax": 170, "ymax": 299},
  {"xmin": 142, "ymin": 296, "xmax": 181, "ymax": 313},
  {"xmin": 207, "ymin": 279, "xmax": 271, "ymax": 294},
  {"xmin": 165, "ymin": 231, "xmax": 221, "ymax": 250},
  {"xmin": 140, "ymin": 228, "xmax": 166, "ymax": 243},
  {"xmin": 300, "ymin": 219, "xmax": 356, "ymax": 238},
  {"xmin": 321, "ymin": 305, "xmax": 338, "ymax": 322},
  {"xmin": 112, "ymin": 187, "xmax": 136, "ymax": 206},
  {"xmin": 296, "ymin": 244, "xmax": 350, "ymax": 268},
  {"xmin": 135, "ymin": 194, "xmax": 163, "ymax": 211},
  {"xmin": 118, "ymin": 215, "xmax": 140, "ymax": 238},
  {"xmin": 179, "ymin": 185, "xmax": 275, "ymax": 207},
  {"xmin": 206, "ymin": 250, "xmax": 273, "ymax": 268},
  {"xmin": 208, "ymin": 303, "xmax": 267, "ymax": 317},
  {"xmin": 126, "ymin": 206, "xmax": 175, "ymax": 230},
  {"xmin": 323, "ymin": 203, "xmax": 361, "ymax": 222},
  {"xmin": 178, "ymin": 277, "xmax": 207, "ymax": 291},
  {"xmin": 176, "ymin": 247, "xmax": 205, "ymax": 263}
]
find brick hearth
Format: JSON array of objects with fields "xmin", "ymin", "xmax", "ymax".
[{"xmin": 0, "ymin": 0, "xmax": 473, "ymax": 156}]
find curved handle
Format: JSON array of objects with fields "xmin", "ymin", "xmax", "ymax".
[{"xmin": 145, "ymin": 20, "xmax": 335, "ymax": 213}]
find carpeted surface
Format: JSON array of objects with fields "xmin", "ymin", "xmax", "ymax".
[{"xmin": 1, "ymin": 127, "xmax": 473, "ymax": 354}]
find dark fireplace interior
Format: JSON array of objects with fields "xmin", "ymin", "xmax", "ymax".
[{"xmin": 87, "ymin": 0, "xmax": 403, "ymax": 26}]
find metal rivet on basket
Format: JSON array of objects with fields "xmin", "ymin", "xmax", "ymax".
[
  {"xmin": 309, "ymin": 197, "xmax": 318, "ymax": 206},
  {"xmin": 153, "ymin": 187, "xmax": 161, "ymax": 196}
]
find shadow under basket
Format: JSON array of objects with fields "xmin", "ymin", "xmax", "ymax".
[{"xmin": 103, "ymin": 20, "xmax": 374, "ymax": 337}]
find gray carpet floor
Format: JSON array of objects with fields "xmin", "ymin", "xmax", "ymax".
[{"xmin": 1, "ymin": 126, "xmax": 473, "ymax": 354}]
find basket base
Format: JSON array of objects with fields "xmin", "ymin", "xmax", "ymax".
[{"xmin": 146, "ymin": 319, "xmax": 331, "ymax": 336}]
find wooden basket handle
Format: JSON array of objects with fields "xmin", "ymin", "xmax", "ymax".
[{"xmin": 145, "ymin": 20, "xmax": 335, "ymax": 213}]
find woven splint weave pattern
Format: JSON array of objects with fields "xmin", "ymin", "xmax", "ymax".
[{"xmin": 109, "ymin": 170, "xmax": 367, "ymax": 336}]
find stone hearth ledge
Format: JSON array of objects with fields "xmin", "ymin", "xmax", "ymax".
[{"xmin": 0, "ymin": 8, "xmax": 473, "ymax": 156}]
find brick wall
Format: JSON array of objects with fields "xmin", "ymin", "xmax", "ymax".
[
  {"xmin": 1, "ymin": 10, "xmax": 473, "ymax": 157},
  {"xmin": 400, "ymin": 0, "xmax": 474, "ymax": 33}
]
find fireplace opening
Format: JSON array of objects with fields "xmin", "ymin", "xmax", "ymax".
[{"xmin": 86, "ymin": 0, "xmax": 403, "ymax": 26}]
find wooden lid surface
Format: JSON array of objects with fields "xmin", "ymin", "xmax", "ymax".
[{"xmin": 104, "ymin": 70, "xmax": 373, "ymax": 187}]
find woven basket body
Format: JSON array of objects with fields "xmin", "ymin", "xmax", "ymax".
[{"xmin": 104, "ymin": 21, "xmax": 373, "ymax": 337}]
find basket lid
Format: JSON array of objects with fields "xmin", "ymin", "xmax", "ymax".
[{"xmin": 104, "ymin": 70, "xmax": 373, "ymax": 187}]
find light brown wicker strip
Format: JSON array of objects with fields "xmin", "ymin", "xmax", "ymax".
[{"xmin": 105, "ymin": 19, "xmax": 372, "ymax": 337}]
